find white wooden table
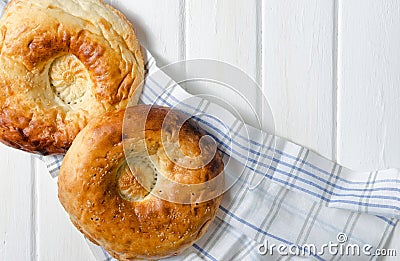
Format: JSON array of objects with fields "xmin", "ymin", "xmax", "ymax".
[{"xmin": 1, "ymin": 0, "xmax": 399, "ymax": 260}]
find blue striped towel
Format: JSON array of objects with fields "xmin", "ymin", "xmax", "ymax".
[{"xmin": 40, "ymin": 49, "xmax": 399, "ymax": 261}]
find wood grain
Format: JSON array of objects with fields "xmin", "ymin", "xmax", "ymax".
[
  {"xmin": 337, "ymin": 0, "xmax": 400, "ymax": 170},
  {"xmin": 263, "ymin": 0, "xmax": 336, "ymax": 159}
]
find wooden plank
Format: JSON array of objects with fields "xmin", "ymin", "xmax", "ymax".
[
  {"xmin": 186, "ymin": 0, "xmax": 260, "ymax": 79},
  {"xmin": 35, "ymin": 0, "xmax": 185, "ymax": 260},
  {"xmin": 263, "ymin": 0, "xmax": 336, "ymax": 159},
  {"xmin": 185, "ymin": 0, "xmax": 262, "ymax": 127},
  {"xmin": 0, "ymin": 145, "xmax": 33, "ymax": 260},
  {"xmin": 337, "ymin": 0, "xmax": 400, "ymax": 253},
  {"xmin": 109, "ymin": 0, "xmax": 185, "ymax": 65},
  {"xmin": 337, "ymin": 0, "xmax": 400, "ymax": 170}
]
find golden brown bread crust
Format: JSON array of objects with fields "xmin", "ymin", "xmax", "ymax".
[
  {"xmin": 58, "ymin": 105, "xmax": 224, "ymax": 260},
  {"xmin": 0, "ymin": 0, "xmax": 144, "ymax": 154}
]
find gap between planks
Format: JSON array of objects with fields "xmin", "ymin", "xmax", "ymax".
[{"xmin": 332, "ymin": 0, "xmax": 339, "ymax": 162}]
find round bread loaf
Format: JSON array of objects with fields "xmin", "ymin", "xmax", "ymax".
[
  {"xmin": 0, "ymin": 0, "xmax": 144, "ymax": 154},
  {"xmin": 58, "ymin": 105, "xmax": 224, "ymax": 260}
]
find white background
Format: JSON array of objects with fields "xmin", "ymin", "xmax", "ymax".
[{"xmin": 1, "ymin": 0, "xmax": 399, "ymax": 260}]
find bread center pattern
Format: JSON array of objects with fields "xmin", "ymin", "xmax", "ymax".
[
  {"xmin": 117, "ymin": 158, "xmax": 158, "ymax": 202},
  {"xmin": 49, "ymin": 54, "xmax": 93, "ymax": 105}
]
